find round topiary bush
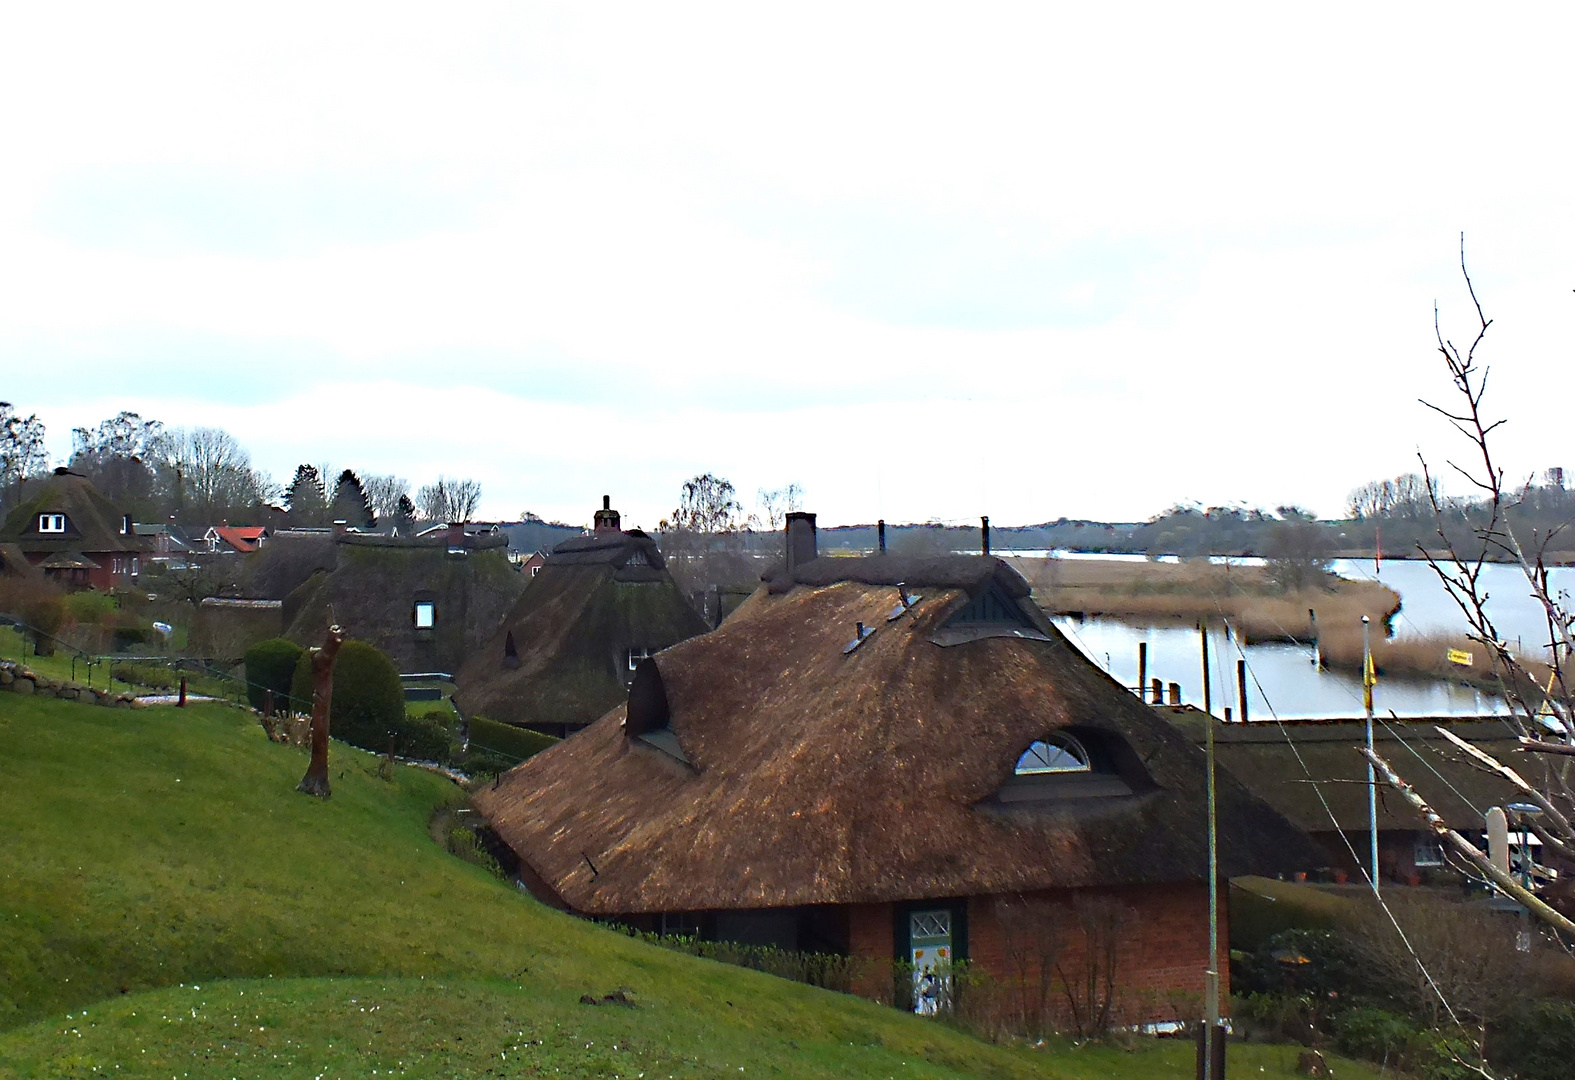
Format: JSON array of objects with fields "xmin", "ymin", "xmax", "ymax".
[
  {"xmin": 244, "ymin": 637, "xmax": 305, "ymax": 712},
  {"xmin": 288, "ymin": 639, "xmax": 405, "ymax": 752}
]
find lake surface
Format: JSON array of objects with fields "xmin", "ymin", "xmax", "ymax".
[{"xmin": 1051, "ymin": 616, "xmax": 1508, "ymax": 720}]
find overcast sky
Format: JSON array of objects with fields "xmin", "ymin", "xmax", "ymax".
[{"xmin": 3, "ymin": 4, "xmax": 1572, "ymax": 529}]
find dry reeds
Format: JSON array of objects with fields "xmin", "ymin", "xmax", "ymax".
[{"xmin": 1019, "ymin": 557, "xmax": 1400, "ymax": 643}]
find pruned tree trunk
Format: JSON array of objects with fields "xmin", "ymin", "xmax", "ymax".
[{"xmin": 296, "ymin": 625, "xmax": 344, "ymax": 798}]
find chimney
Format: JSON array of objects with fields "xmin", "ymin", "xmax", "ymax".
[
  {"xmin": 877, "ymin": 519, "xmax": 886, "ymax": 554},
  {"xmin": 332, "ymin": 519, "xmax": 348, "ymax": 537},
  {"xmin": 981, "ymin": 515, "xmax": 990, "ymax": 556},
  {"xmin": 594, "ymin": 495, "xmax": 621, "ymax": 533},
  {"xmin": 785, "ymin": 511, "xmax": 817, "ymax": 577},
  {"xmin": 446, "ymin": 522, "xmax": 465, "ymax": 546}
]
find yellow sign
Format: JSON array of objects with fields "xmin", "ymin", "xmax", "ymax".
[{"xmin": 1447, "ymin": 649, "xmax": 1474, "ymax": 666}]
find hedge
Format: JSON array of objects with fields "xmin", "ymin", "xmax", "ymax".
[
  {"xmin": 467, "ymin": 716, "xmax": 559, "ymax": 763},
  {"xmin": 244, "ymin": 637, "xmax": 304, "ymax": 712}
]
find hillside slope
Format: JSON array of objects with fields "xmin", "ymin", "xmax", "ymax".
[{"xmin": 0, "ymin": 697, "xmax": 1378, "ymax": 1078}]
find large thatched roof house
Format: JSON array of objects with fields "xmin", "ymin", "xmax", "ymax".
[
  {"xmin": 454, "ymin": 498, "xmax": 709, "ymax": 736},
  {"xmin": 476, "ymin": 514, "xmax": 1317, "ymax": 1022},
  {"xmin": 281, "ymin": 523, "xmax": 524, "ymax": 675},
  {"xmin": 0, "ymin": 468, "xmax": 149, "ymax": 590}
]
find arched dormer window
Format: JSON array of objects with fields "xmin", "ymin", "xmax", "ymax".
[
  {"xmin": 996, "ymin": 729, "xmax": 1135, "ymax": 803},
  {"xmin": 1015, "ymin": 734, "xmax": 1091, "ymax": 775}
]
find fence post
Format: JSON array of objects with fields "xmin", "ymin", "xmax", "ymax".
[{"xmin": 178, "ymin": 675, "xmax": 187, "ymax": 707}]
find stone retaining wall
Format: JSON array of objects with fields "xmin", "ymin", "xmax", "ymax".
[{"xmin": 0, "ymin": 659, "xmax": 141, "ymax": 708}]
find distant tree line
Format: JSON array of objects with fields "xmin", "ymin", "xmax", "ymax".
[{"xmin": 0, "ymin": 403, "xmax": 486, "ymax": 531}]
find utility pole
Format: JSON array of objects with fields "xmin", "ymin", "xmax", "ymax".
[
  {"xmin": 1198, "ymin": 621, "xmax": 1222, "ymax": 1079},
  {"xmin": 1363, "ymin": 615, "xmax": 1379, "ymax": 895}
]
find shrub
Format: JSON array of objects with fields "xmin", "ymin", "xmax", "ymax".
[
  {"xmin": 243, "ymin": 637, "xmax": 304, "ymax": 712},
  {"xmin": 110, "ymin": 663, "xmax": 176, "ymax": 691},
  {"xmin": 445, "ymin": 825, "xmax": 503, "ymax": 878},
  {"xmin": 397, "ymin": 714, "xmax": 455, "ymax": 763},
  {"xmin": 454, "ymin": 748, "xmax": 513, "ymax": 780},
  {"xmin": 1491, "ymin": 999, "xmax": 1575, "ymax": 1080},
  {"xmin": 467, "ymin": 716, "xmax": 559, "ymax": 763},
  {"xmin": 289, "ymin": 640, "xmax": 405, "ymax": 751},
  {"xmin": 64, "ymin": 590, "xmax": 116, "ymax": 624},
  {"xmin": 1333, "ymin": 1006, "xmax": 1417, "ymax": 1065}
]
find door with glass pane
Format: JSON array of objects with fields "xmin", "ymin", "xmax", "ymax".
[{"xmin": 909, "ymin": 909, "xmax": 952, "ymax": 1015}]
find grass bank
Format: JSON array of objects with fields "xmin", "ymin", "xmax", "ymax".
[{"xmin": 0, "ymin": 696, "xmax": 1381, "ymax": 1078}]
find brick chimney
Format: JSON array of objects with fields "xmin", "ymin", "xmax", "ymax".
[
  {"xmin": 594, "ymin": 495, "xmax": 621, "ymax": 533},
  {"xmin": 785, "ymin": 511, "xmax": 817, "ymax": 577},
  {"xmin": 446, "ymin": 522, "xmax": 465, "ymax": 547}
]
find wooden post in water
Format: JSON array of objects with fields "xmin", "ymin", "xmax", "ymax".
[
  {"xmin": 1308, "ymin": 607, "xmax": 1320, "ymax": 666},
  {"xmin": 1137, "ymin": 642, "xmax": 1148, "ymax": 700},
  {"xmin": 1237, "ymin": 659, "xmax": 1249, "ymax": 724}
]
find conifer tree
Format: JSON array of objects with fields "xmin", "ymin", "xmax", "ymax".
[
  {"xmin": 331, "ymin": 469, "xmax": 376, "ymax": 530},
  {"xmin": 393, "ymin": 493, "xmax": 416, "ymax": 537},
  {"xmin": 285, "ymin": 464, "xmax": 328, "ymax": 527}
]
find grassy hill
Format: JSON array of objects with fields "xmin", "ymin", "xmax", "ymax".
[{"xmin": 0, "ymin": 696, "xmax": 1379, "ymax": 1078}]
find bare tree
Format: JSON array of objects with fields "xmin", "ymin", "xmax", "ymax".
[
  {"xmin": 756, "ymin": 483, "xmax": 804, "ymax": 531},
  {"xmin": 297, "ymin": 624, "xmax": 344, "ymax": 799},
  {"xmin": 1365, "ymin": 239, "xmax": 1575, "ymax": 940},
  {"xmin": 361, "ymin": 474, "xmax": 409, "ymax": 522},
  {"xmin": 417, "ymin": 475, "xmax": 482, "ymax": 523},
  {"xmin": 993, "ymin": 894, "xmax": 1066, "ymax": 1038},
  {"xmin": 1053, "ymin": 894, "xmax": 1133, "ymax": 1039},
  {"xmin": 0, "ymin": 402, "xmax": 49, "ymax": 513},
  {"xmin": 155, "ymin": 426, "xmax": 276, "ymax": 522}
]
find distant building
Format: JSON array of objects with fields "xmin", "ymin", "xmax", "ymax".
[
  {"xmin": 455, "ymin": 497, "xmax": 709, "ymax": 736},
  {"xmin": 203, "ymin": 525, "xmax": 269, "ymax": 554},
  {"xmin": 281, "ymin": 522, "xmax": 525, "ymax": 676},
  {"xmin": 0, "ymin": 468, "xmax": 150, "ymax": 590}
]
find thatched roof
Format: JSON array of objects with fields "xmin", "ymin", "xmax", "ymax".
[
  {"xmin": 454, "ymin": 529, "xmax": 708, "ymax": 730},
  {"xmin": 0, "ymin": 469, "xmax": 147, "ymax": 555},
  {"xmin": 0, "ymin": 543, "xmax": 45, "ymax": 580},
  {"xmin": 1166, "ymin": 712, "xmax": 1527, "ymax": 833},
  {"xmin": 475, "ymin": 554, "xmax": 1318, "ymax": 916},
  {"xmin": 282, "ymin": 533, "xmax": 524, "ymax": 674}
]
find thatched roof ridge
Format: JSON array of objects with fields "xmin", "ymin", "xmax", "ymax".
[
  {"xmin": 476, "ymin": 565, "xmax": 1318, "ymax": 915},
  {"xmin": 548, "ymin": 530, "xmax": 666, "ymax": 571},
  {"xmin": 763, "ymin": 553, "xmax": 1026, "ymax": 596},
  {"xmin": 339, "ymin": 531, "xmax": 508, "ymax": 551},
  {"xmin": 0, "ymin": 469, "xmax": 147, "ymax": 555}
]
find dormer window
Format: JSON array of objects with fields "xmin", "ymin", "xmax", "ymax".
[
  {"xmin": 627, "ymin": 647, "xmax": 652, "ymax": 672},
  {"xmin": 39, "ymin": 513, "xmax": 65, "ymax": 533},
  {"xmin": 1015, "ymin": 734, "xmax": 1091, "ymax": 775},
  {"xmin": 995, "ymin": 729, "xmax": 1136, "ymax": 803},
  {"xmin": 414, "ymin": 601, "xmax": 436, "ymax": 629}
]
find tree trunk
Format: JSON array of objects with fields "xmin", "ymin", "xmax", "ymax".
[{"xmin": 296, "ymin": 626, "xmax": 344, "ymax": 798}]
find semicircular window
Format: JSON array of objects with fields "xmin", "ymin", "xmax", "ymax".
[{"xmin": 1014, "ymin": 734, "xmax": 1091, "ymax": 776}]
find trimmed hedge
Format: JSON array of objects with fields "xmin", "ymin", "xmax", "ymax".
[
  {"xmin": 467, "ymin": 716, "xmax": 559, "ymax": 763},
  {"xmin": 244, "ymin": 637, "xmax": 304, "ymax": 712}
]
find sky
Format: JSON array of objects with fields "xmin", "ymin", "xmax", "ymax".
[{"xmin": 3, "ymin": 3, "xmax": 1573, "ymax": 530}]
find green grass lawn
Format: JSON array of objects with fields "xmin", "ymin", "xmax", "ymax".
[{"xmin": 0, "ymin": 696, "xmax": 1382, "ymax": 1078}]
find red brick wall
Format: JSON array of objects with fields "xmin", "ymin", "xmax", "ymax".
[
  {"xmin": 839, "ymin": 884, "xmax": 1226, "ymax": 1028},
  {"xmin": 847, "ymin": 901, "xmax": 893, "ymax": 1000}
]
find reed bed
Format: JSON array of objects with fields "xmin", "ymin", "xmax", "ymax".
[{"xmin": 1020, "ymin": 557, "xmax": 1400, "ymax": 641}]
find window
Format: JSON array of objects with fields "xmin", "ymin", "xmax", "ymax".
[
  {"xmin": 660, "ymin": 911, "xmax": 701, "ymax": 938},
  {"xmin": 112, "ymin": 556, "xmax": 125, "ymax": 574},
  {"xmin": 1015, "ymin": 734, "xmax": 1091, "ymax": 775},
  {"xmin": 38, "ymin": 513, "xmax": 65, "ymax": 533},
  {"xmin": 1414, "ymin": 837, "xmax": 1445, "ymax": 868},
  {"xmin": 414, "ymin": 601, "xmax": 436, "ymax": 629},
  {"xmin": 627, "ymin": 647, "xmax": 653, "ymax": 672},
  {"xmin": 530, "ymin": 565, "xmax": 542, "ymax": 576}
]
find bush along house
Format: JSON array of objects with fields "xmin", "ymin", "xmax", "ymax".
[
  {"xmin": 0, "ymin": 468, "xmax": 150, "ymax": 590},
  {"xmin": 475, "ymin": 513, "xmax": 1319, "ymax": 1027},
  {"xmin": 454, "ymin": 497, "xmax": 709, "ymax": 738}
]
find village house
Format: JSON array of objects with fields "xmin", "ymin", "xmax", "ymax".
[
  {"xmin": 202, "ymin": 524, "xmax": 269, "ymax": 554},
  {"xmin": 475, "ymin": 513, "xmax": 1317, "ymax": 1025},
  {"xmin": 280, "ymin": 521, "xmax": 524, "ymax": 676},
  {"xmin": 0, "ymin": 468, "xmax": 150, "ymax": 591},
  {"xmin": 455, "ymin": 497, "xmax": 709, "ymax": 737},
  {"xmin": 1168, "ymin": 713, "xmax": 1527, "ymax": 885}
]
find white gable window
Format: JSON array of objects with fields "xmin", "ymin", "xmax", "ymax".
[
  {"xmin": 414, "ymin": 601, "xmax": 436, "ymax": 629},
  {"xmin": 1015, "ymin": 733, "xmax": 1092, "ymax": 775},
  {"xmin": 38, "ymin": 513, "xmax": 66, "ymax": 533}
]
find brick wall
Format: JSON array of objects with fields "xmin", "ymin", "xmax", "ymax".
[
  {"xmin": 965, "ymin": 882, "xmax": 1227, "ymax": 1028},
  {"xmin": 847, "ymin": 901, "xmax": 893, "ymax": 1000}
]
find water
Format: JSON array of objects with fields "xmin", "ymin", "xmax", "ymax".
[
  {"xmin": 1331, "ymin": 557, "xmax": 1575, "ymax": 657},
  {"xmin": 1052, "ymin": 616, "xmax": 1507, "ymax": 720}
]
